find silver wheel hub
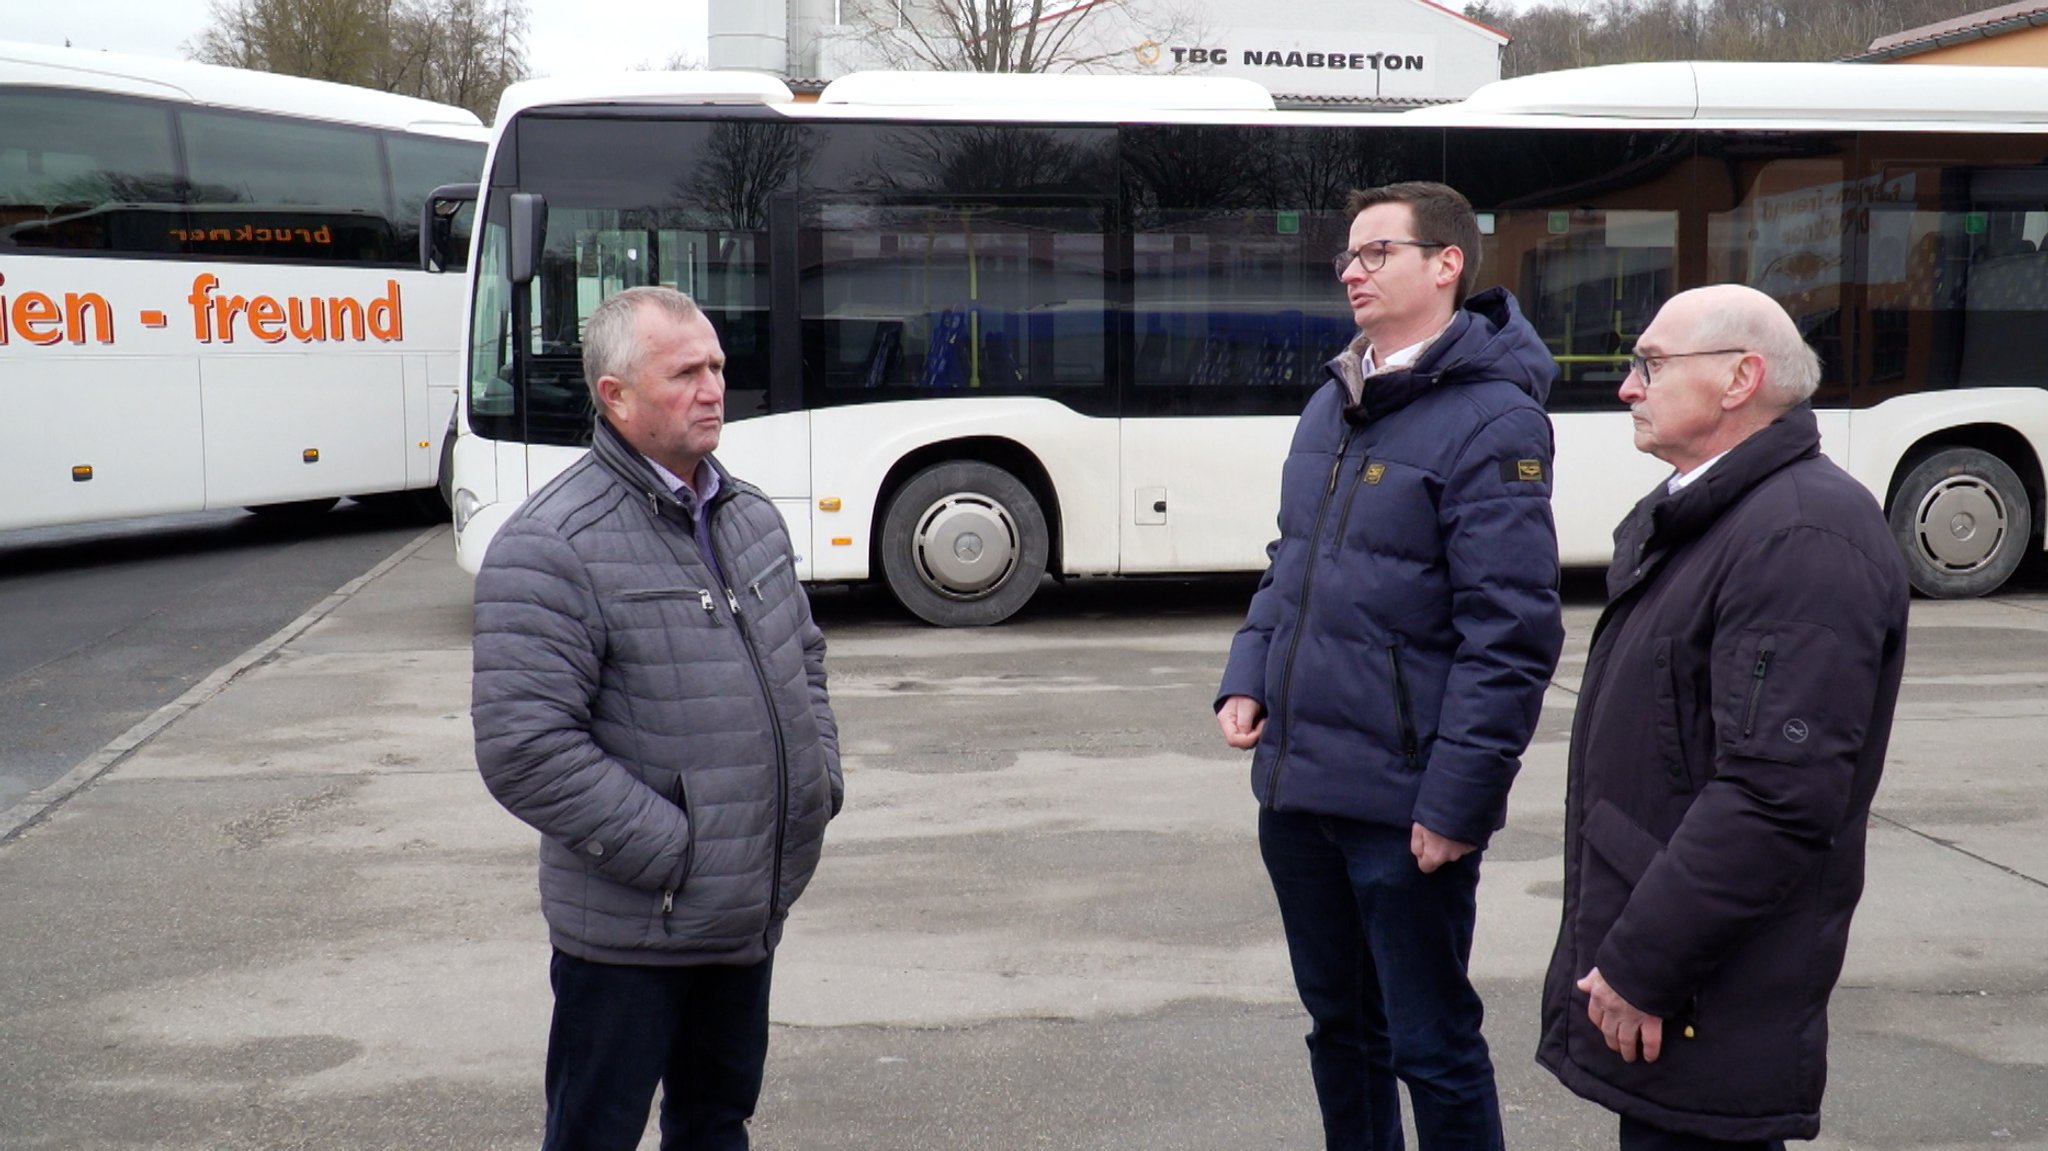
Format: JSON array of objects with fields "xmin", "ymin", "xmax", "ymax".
[
  {"xmin": 913, "ymin": 493, "xmax": 1018, "ymax": 598},
  {"xmin": 1916, "ymin": 476, "xmax": 2007, "ymax": 572}
]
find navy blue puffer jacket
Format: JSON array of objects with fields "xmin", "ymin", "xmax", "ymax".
[{"xmin": 1217, "ymin": 287, "xmax": 1565, "ymax": 848}]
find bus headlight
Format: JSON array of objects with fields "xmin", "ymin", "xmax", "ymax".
[{"xmin": 453, "ymin": 488, "xmax": 482, "ymax": 533}]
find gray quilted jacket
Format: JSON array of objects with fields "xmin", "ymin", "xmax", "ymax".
[{"xmin": 472, "ymin": 419, "xmax": 842, "ymax": 966}]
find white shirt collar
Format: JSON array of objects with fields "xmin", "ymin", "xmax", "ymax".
[
  {"xmin": 1362, "ymin": 325, "xmax": 1446, "ymax": 376},
  {"xmin": 1667, "ymin": 450, "xmax": 1729, "ymax": 495}
]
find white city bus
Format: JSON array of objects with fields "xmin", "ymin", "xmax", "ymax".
[
  {"xmin": 0, "ymin": 40, "xmax": 485, "ymax": 532},
  {"xmin": 447, "ymin": 62, "xmax": 2048, "ymax": 624}
]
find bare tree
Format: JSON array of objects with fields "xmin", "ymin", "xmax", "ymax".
[
  {"xmin": 187, "ymin": 0, "xmax": 529, "ymax": 119},
  {"xmin": 838, "ymin": 0, "xmax": 1208, "ymax": 74}
]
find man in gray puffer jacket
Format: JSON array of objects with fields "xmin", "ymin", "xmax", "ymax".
[{"xmin": 473, "ymin": 286, "xmax": 842, "ymax": 1151}]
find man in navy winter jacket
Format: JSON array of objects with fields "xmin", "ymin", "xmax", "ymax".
[
  {"xmin": 1217, "ymin": 181, "xmax": 1565, "ymax": 1150},
  {"xmin": 1537, "ymin": 285, "xmax": 1909, "ymax": 1150}
]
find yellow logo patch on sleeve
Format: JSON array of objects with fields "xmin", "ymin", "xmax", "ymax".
[{"xmin": 1500, "ymin": 458, "xmax": 1547, "ymax": 483}]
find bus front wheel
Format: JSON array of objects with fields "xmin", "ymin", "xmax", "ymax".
[
  {"xmin": 879, "ymin": 461, "xmax": 1048, "ymax": 626},
  {"xmin": 1889, "ymin": 446, "xmax": 2032, "ymax": 598}
]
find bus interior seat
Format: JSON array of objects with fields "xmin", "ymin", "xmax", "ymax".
[
  {"xmin": 861, "ymin": 322, "xmax": 902, "ymax": 388},
  {"xmin": 919, "ymin": 308, "xmax": 970, "ymax": 389}
]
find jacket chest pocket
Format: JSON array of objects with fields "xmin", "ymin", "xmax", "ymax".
[
  {"xmin": 611, "ymin": 586, "xmax": 725, "ymax": 634},
  {"xmin": 739, "ymin": 553, "xmax": 795, "ymax": 608},
  {"xmin": 1650, "ymin": 636, "xmax": 1696, "ymax": 791},
  {"xmin": 1333, "ymin": 455, "xmax": 1442, "ymax": 564}
]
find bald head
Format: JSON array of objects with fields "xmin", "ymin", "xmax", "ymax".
[
  {"xmin": 1621, "ymin": 284, "xmax": 1822, "ymax": 474},
  {"xmin": 1658, "ymin": 284, "xmax": 1820, "ymax": 410}
]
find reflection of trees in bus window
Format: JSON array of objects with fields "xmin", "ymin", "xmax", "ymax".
[
  {"xmin": 182, "ymin": 109, "xmax": 388, "ymax": 214},
  {"xmin": 0, "ymin": 91, "xmax": 179, "ymax": 248},
  {"xmin": 680, "ymin": 120, "xmax": 812, "ymax": 232},
  {"xmin": 852, "ymin": 125, "xmax": 1114, "ymax": 199}
]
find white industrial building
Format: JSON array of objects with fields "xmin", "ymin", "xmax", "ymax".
[{"xmin": 707, "ymin": 0, "xmax": 1509, "ymax": 108}]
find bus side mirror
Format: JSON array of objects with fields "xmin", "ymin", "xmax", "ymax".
[
  {"xmin": 420, "ymin": 182, "xmax": 478, "ymax": 273},
  {"xmin": 509, "ymin": 192, "xmax": 547, "ymax": 286}
]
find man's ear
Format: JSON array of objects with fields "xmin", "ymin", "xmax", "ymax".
[
  {"xmin": 1721, "ymin": 352, "xmax": 1767, "ymax": 410},
  {"xmin": 1437, "ymin": 245, "xmax": 1465, "ymax": 292},
  {"xmin": 595, "ymin": 374, "xmax": 629, "ymax": 422}
]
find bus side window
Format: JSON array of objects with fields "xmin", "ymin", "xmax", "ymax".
[{"xmin": 0, "ymin": 91, "xmax": 178, "ymax": 253}]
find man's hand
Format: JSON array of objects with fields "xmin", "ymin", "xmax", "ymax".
[
  {"xmin": 1578, "ymin": 967, "xmax": 1664, "ymax": 1064},
  {"xmin": 1409, "ymin": 823, "xmax": 1476, "ymax": 874},
  {"xmin": 1217, "ymin": 696, "xmax": 1265, "ymax": 750}
]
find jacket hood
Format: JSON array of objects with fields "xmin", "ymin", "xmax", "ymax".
[{"xmin": 1332, "ymin": 286, "xmax": 1558, "ymax": 423}]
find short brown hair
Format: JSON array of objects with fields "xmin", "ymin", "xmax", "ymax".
[{"xmin": 1345, "ymin": 182, "xmax": 1482, "ymax": 306}]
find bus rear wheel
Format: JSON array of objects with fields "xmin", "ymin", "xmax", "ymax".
[
  {"xmin": 879, "ymin": 461, "xmax": 1048, "ymax": 626},
  {"xmin": 1889, "ymin": 447, "xmax": 2032, "ymax": 598}
]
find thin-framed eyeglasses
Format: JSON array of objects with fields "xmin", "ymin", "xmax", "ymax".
[
  {"xmin": 1331, "ymin": 239, "xmax": 1448, "ymax": 279},
  {"xmin": 1627, "ymin": 347, "xmax": 1749, "ymax": 384}
]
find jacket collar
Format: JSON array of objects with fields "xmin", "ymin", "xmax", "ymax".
[
  {"xmin": 590, "ymin": 418, "xmax": 732, "ymax": 523},
  {"xmin": 1331, "ymin": 286, "xmax": 1556, "ymax": 424},
  {"xmin": 1606, "ymin": 404, "xmax": 1822, "ymax": 599}
]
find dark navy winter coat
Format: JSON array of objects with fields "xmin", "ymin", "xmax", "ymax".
[
  {"xmin": 1217, "ymin": 287, "xmax": 1565, "ymax": 848},
  {"xmin": 1537, "ymin": 404, "xmax": 1910, "ymax": 1141}
]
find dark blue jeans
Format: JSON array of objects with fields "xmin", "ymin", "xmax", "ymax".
[
  {"xmin": 542, "ymin": 949, "xmax": 774, "ymax": 1151},
  {"xmin": 1259, "ymin": 807, "xmax": 1503, "ymax": 1151}
]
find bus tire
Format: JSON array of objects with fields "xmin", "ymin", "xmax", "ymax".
[
  {"xmin": 879, "ymin": 461, "xmax": 1048, "ymax": 627},
  {"xmin": 1888, "ymin": 446, "xmax": 2032, "ymax": 599}
]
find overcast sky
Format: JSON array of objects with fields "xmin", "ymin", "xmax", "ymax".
[{"xmin": 7, "ymin": 0, "xmax": 711, "ymax": 77}]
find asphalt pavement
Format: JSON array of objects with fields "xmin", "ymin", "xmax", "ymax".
[{"xmin": 2, "ymin": 527, "xmax": 2046, "ymax": 1149}]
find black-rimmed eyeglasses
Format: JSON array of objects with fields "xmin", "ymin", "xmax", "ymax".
[
  {"xmin": 1627, "ymin": 348, "xmax": 1749, "ymax": 384},
  {"xmin": 1331, "ymin": 240, "xmax": 1447, "ymax": 279}
]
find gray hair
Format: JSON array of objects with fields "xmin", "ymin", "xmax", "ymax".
[
  {"xmin": 582, "ymin": 286, "xmax": 703, "ymax": 404},
  {"xmin": 1683, "ymin": 287, "xmax": 1822, "ymax": 406}
]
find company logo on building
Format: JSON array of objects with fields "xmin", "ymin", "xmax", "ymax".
[{"xmin": 1164, "ymin": 46, "xmax": 1428, "ymax": 71}]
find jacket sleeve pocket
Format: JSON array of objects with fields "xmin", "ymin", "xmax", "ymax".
[{"xmin": 1715, "ymin": 621, "xmax": 1839, "ymax": 766}]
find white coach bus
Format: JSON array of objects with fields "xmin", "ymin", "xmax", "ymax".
[
  {"xmin": 0, "ymin": 40, "xmax": 485, "ymax": 531},
  {"xmin": 444, "ymin": 62, "xmax": 2048, "ymax": 623}
]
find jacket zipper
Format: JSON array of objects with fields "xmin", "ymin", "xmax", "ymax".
[
  {"xmin": 1263, "ymin": 425, "xmax": 1358, "ymax": 806},
  {"xmin": 1386, "ymin": 643, "xmax": 1420, "ymax": 770},
  {"xmin": 1325, "ymin": 452, "xmax": 1372, "ymax": 562},
  {"xmin": 749, "ymin": 553, "xmax": 791, "ymax": 601},
  {"xmin": 707, "ymin": 519, "xmax": 793, "ymax": 950},
  {"xmin": 1742, "ymin": 637, "xmax": 1776, "ymax": 737}
]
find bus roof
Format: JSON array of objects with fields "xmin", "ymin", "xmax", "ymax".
[
  {"xmin": 817, "ymin": 70, "xmax": 1275, "ymax": 112},
  {"xmin": 0, "ymin": 38, "xmax": 484, "ymax": 136},
  {"xmin": 1416, "ymin": 59, "xmax": 2048, "ymax": 125},
  {"xmin": 492, "ymin": 68, "xmax": 1278, "ymax": 124},
  {"xmin": 493, "ymin": 70, "xmax": 797, "ymax": 123}
]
